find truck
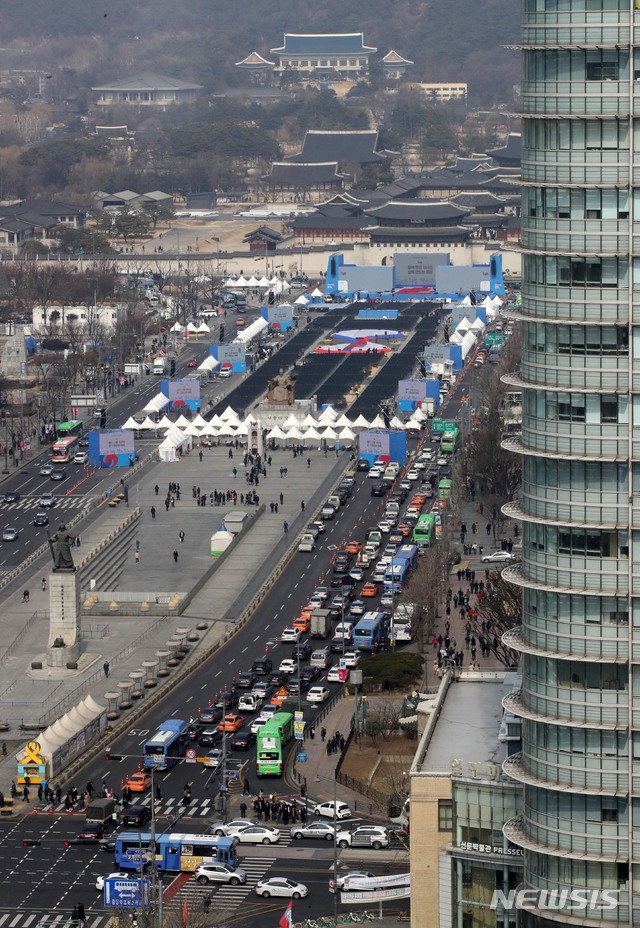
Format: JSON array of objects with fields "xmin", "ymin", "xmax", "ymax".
[
  {"xmin": 298, "ymin": 533, "xmax": 316, "ymax": 552},
  {"xmin": 85, "ymin": 796, "xmax": 116, "ymax": 824},
  {"xmin": 153, "ymin": 357, "xmax": 166, "ymax": 375},
  {"xmin": 310, "ymin": 609, "xmax": 331, "ymax": 639},
  {"xmin": 421, "ymin": 398, "xmax": 436, "ymax": 418}
]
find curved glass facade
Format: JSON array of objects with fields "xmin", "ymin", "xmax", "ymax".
[{"xmin": 505, "ymin": 2, "xmax": 637, "ymax": 924}]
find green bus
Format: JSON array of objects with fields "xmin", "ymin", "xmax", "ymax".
[
  {"xmin": 256, "ymin": 712, "xmax": 294, "ymax": 777},
  {"xmin": 56, "ymin": 420, "xmax": 83, "ymax": 439},
  {"xmin": 413, "ymin": 513, "xmax": 436, "ymax": 546},
  {"xmin": 441, "ymin": 427, "xmax": 459, "ymax": 454},
  {"xmin": 438, "ymin": 478, "xmax": 452, "ymax": 500}
]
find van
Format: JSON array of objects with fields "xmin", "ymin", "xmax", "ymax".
[
  {"xmin": 310, "ymin": 647, "xmax": 330, "ymax": 669},
  {"xmin": 327, "ymin": 495, "xmax": 342, "ymax": 511},
  {"xmin": 333, "ymin": 622, "xmax": 353, "ymax": 643},
  {"xmin": 298, "ymin": 533, "xmax": 316, "ymax": 552},
  {"xmin": 386, "ymin": 501, "xmax": 400, "ymax": 516}
]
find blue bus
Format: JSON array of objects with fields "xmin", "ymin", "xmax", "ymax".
[
  {"xmin": 143, "ymin": 719, "xmax": 190, "ymax": 770},
  {"xmin": 114, "ymin": 832, "xmax": 238, "ymax": 872},
  {"xmin": 353, "ymin": 611, "xmax": 387, "ymax": 651},
  {"xmin": 383, "ymin": 544, "xmax": 418, "ymax": 594}
]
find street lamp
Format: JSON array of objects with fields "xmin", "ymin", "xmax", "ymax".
[{"xmin": 315, "ymin": 772, "xmax": 339, "ymax": 922}]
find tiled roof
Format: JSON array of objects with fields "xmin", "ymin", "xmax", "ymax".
[
  {"xmin": 368, "ymin": 225, "xmax": 472, "ymax": 242},
  {"xmin": 270, "ymin": 33, "xmax": 377, "ymax": 55},
  {"xmin": 365, "ymin": 200, "xmax": 470, "ymax": 222},
  {"xmin": 289, "ymin": 130, "xmax": 397, "ymax": 165},
  {"xmin": 382, "ymin": 50, "xmax": 414, "ymax": 65},
  {"xmin": 290, "ymin": 209, "xmax": 370, "ymax": 232},
  {"xmin": 92, "ymin": 72, "xmax": 203, "ymax": 92},
  {"xmin": 450, "ymin": 191, "xmax": 510, "ymax": 210},
  {"xmin": 264, "ymin": 162, "xmax": 344, "ymax": 186},
  {"xmin": 235, "ymin": 51, "xmax": 275, "ymax": 68},
  {"xmin": 243, "ymin": 225, "xmax": 283, "ymax": 243},
  {"xmin": 486, "ymin": 133, "xmax": 522, "ymax": 166}
]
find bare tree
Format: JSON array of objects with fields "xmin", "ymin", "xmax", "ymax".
[
  {"xmin": 474, "ymin": 568, "xmax": 521, "ymax": 668},
  {"xmin": 362, "ymin": 703, "xmax": 404, "ymax": 750}
]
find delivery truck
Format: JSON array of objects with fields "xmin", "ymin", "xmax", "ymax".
[{"xmin": 310, "ymin": 609, "xmax": 331, "ymax": 639}]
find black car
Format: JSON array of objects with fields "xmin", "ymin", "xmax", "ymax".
[
  {"xmin": 332, "ymin": 563, "xmax": 350, "ymax": 577},
  {"xmin": 198, "ymin": 707, "xmax": 223, "ymax": 725},
  {"xmin": 371, "ymin": 483, "xmax": 387, "ymax": 497},
  {"xmin": 330, "ymin": 575, "xmax": 349, "ymax": 589},
  {"xmin": 198, "ymin": 728, "xmax": 223, "ymax": 746},
  {"xmin": 292, "ymin": 641, "xmax": 312, "ymax": 660},
  {"xmin": 252, "ymin": 657, "xmax": 273, "ymax": 676},
  {"xmin": 50, "ymin": 469, "xmax": 67, "ymax": 481},
  {"xmin": 236, "ymin": 671, "xmax": 256, "ymax": 689},
  {"xmin": 334, "ymin": 488, "xmax": 349, "ymax": 504},
  {"xmin": 215, "ymin": 692, "xmax": 238, "ymax": 710},
  {"xmin": 357, "ymin": 459, "xmax": 370, "ymax": 471},
  {"xmin": 269, "ymin": 671, "xmax": 286, "ymax": 687},
  {"xmin": 33, "ymin": 512, "xmax": 49, "ymax": 527},
  {"xmin": 287, "ymin": 676, "xmax": 310, "ymax": 696},
  {"xmin": 300, "ymin": 665, "xmax": 321, "ymax": 684},
  {"xmin": 66, "ymin": 823, "xmax": 105, "ymax": 846},
  {"xmin": 230, "ymin": 729, "xmax": 256, "ymax": 751},
  {"xmin": 3, "ymin": 491, "xmax": 20, "ymax": 503},
  {"xmin": 122, "ymin": 805, "xmax": 152, "ymax": 827}
]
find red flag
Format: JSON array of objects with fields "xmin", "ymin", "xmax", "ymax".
[{"xmin": 279, "ymin": 901, "xmax": 293, "ymax": 928}]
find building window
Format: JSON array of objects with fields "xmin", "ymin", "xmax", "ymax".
[{"xmin": 438, "ymin": 799, "xmax": 453, "ymax": 831}]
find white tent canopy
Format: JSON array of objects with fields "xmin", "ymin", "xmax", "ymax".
[
  {"xmin": 283, "ymin": 413, "xmax": 300, "ymax": 428},
  {"xmin": 192, "ymin": 413, "xmax": 208, "ymax": 428},
  {"xmin": 140, "ymin": 416, "xmax": 159, "ymax": 430},
  {"xmin": 234, "ymin": 316, "xmax": 268, "ymax": 344},
  {"xmin": 319, "ymin": 406, "xmax": 337, "ymax": 422},
  {"xmin": 196, "ymin": 321, "xmax": 211, "ymax": 333},
  {"xmin": 157, "ymin": 414, "xmax": 174, "ymax": 429},
  {"xmin": 246, "ymin": 276, "xmax": 259, "ymax": 287},
  {"xmin": 186, "ymin": 321, "xmax": 199, "ymax": 333},
  {"xmin": 198, "ymin": 355, "xmax": 220, "ymax": 372},
  {"xmin": 369, "ymin": 415, "xmax": 385, "ymax": 429},
  {"xmin": 258, "ymin": 276, "xmax": 271, "ymax": 288},
  {"xmin": 305, "ymin": 426, "xmax": 321, "ymax": 440},
  {"xmin": 338, "ymin": 426, "xmax": 355, "ymax": 440},
  {"xmin": 335, "ymin": 414, "xmax": 353, "ymax": 428},
  {"xmin": 352, "ymin": 414, "xmax": 370, "ymax": 429},
  {"xmin": 142, "ymin": 393, "xmax": 170, "ymax": 414},
  {"xmin": 174, "ymin": 414, "xmax": 191, "ymax": 428},
  {"xmin": 321, "ymin": 426, "xmax": 338, "ymax": 440},
  {"xmin": 285, "ymin": 426, "xmax": 303, "ymax": 440},
  {"xmin": 390, "ymin": 416, "xmax": 406, "ymax": 429},
  {"xmin": 311, "ymin": 287, "xmax": 324, "ymax": 298},
  {"xmin": 183, "ymin": 423, "xmax": 201, "ymax": 437},
  {"xmin": 171, "ymin": 322, "xmax": 184, "ymax": 332},
  {"xmin": 220, "ymin": 406, "xmax": 239, "ymax": 421},
  {"xmin": 234, "ymin": 276, "xmax": 250, "ymax": 287},
  {"xmin": 122, "ymin": 416, "xmax": 142, "ymax": 430},
  {"xmin": 406, "ymin": 418, "xmax": 422, "ymax": 431},
  {"xmin": 267, "ymin": 426, "xmax": 286, "ymax": 440},
  {"xmin": 294, "ymin": 294, "xmax": 309, "ymax": 305}
]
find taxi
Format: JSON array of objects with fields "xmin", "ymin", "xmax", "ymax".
[
  {"xmin": 218, "ymin": 714, "xmax": 245, "ymax": 732},
  {"xmin": 125, "ymin": 771, "xmax": 152, "ymax": 793}
]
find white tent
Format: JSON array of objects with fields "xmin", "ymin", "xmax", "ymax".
[
  {"xmin": 352, "ymin": 414, "xmax": 370, "ymax": 429},
  {"xmin": 183, "ymin": 423, "xmax": 202, "ymax": 437},
  {"xmin": 200, "ymin": 423, "xmax": 219, "ymax": 437},
  {"xmin": 258, "ymin": 276, "xmax": 271, "ymax": 288},
  {"xmin": 209, "ymin": 414, "xmax": 223, "ymax": 426},
  {"xmin": 235, "ymin": 276, "xmax": 250, "ymax": 287},
  {"xmin": 187, "ymin": 322, "xmax": 199, "ymax": 333},
  {"xmin": 122, "ymin": 416, "xmax": 143, "ymax": 430},
  {"xmin": 406, "ymin": 418, "xmax": 422, "ymax": 432},
  {"xmin": 175, "ymin": 414, "xmax": 191, "ymax": 428},
  {"xmin": 301, "ymin": 413, "xmax": 319, "ymax": 429},
  {"xmin": 338, "ymin": 426, "xmax": 355, "ymax": 441},
  {"xmin": 294, "ymin": 294, "xmax": 309, "ymax": 305},
  {"xmin": 196, "ymin": 321, "xmax": 211, "ymax": 333},
  {"xmin": 283, "ymin": 413, "xmax": 300, "ymax": 428},
  {"xmin": 235, "ymin": 423, "xmax": 249, "ymax": 436},
  {"xmin": 140, "ymin": 416, "xmax": 159, "ymax": 430},
  {"xmin": 269, "ymin": 276, "xmax": 280, "ymax": 286},
  {"xmin": 369, "ymin": 415, "xmax": 385, "ymax": 429},
  {"xmin": 142, "ymin": 393, "xmax": 170, "ymax": 414},
  {"xmin": 171, "ymin": 322, "xmax": 184, "ymax": 332},
  {"xmin": 218, "ymin": 423, "xmax": 236, "ymax": 437},
  {"xmin": 285, "ymin": 426, "xmax": 303, "ymax": 440},
  {"xmin": 234, "ymin": 317, "xmax": 268, "ymax": 344},
  {"xmin": 246, "ymin": 276, "xmax": 259, "ymax": 287},
  {"xmin": 267, "ymin": 426, "xmax": 286, "ymax": 440},
  {"xmin": 335, "ymin": 413, "xmax": 353, "ymax": 428},
  {"xmin": 157, "ymin": 414, "xmax": 174, "ymax": 430},
  {"xmin": 319, "ymin": 406, "xmax": 337, "ymax": 422},
  {"xmin": 414, "ymin": 406, "xmax": 428, "ymax": 421},
  {"xmin": 198, "ymin": 355, "xmax": 220, "ymax": 372},
  {"xmin": 305, "ymin": 426, "xmax": 321, "ymax": 441},
  {"xmin": 311, "ymin": 287, "xmax": 324, "ymax": 298},
  {"xmin": 321, "ymin": 426, "xmax": 338, "ymax": 440},
  {"xmin": 390, "ymin": 416, "xmax": 406, "ymax": 429},
  {"xmin": 220, "ymin": 406, "xmax": 239, "ymax": 421},
  {"xmin": 192, "ymin": 413, "xmax": 208, "ymax": 428}
]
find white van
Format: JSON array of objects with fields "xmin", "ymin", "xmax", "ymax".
[
  {"xmin": 310, "ymin": 648, "xmax": 330, "ymax": 669},
  {"xmin": 333, "ymin": 622, "xmax": 353, "ymax": 643}
]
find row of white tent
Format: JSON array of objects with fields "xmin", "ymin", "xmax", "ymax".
[{"xmin": 124, "ymin": 401, "xmax": 430, "ymax": 439}]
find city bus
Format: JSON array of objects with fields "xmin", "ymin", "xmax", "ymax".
[
  {"xmin": 441, "ymin": 427, "xmax": 460, "ymax": 454},
  {"xmin": 383, "ymin": 544, "xmax": 418, "ymax": 594},
  {"xmin": 413, "ymin": 514, "xmax": 436, "ymax": 546},
  {"xmin": 438, "ymin": 478, "xmax": 452, "ymax": 501},
  {"xmin": 56, "ymin": 420, "xmax": 84, "ymax": 439},
  {"xmin": 256, "ymin": 712, "xmax": 294, "ymax": 777},
  {"xmin": 353, "ymin": 611, "xmax": 387, "ymax": 651},
  {"xmin": 143, "ymin": 719, "xmax": 190, "ymax": 770},
  {"xmin": 114, "ymin": 832, "xmax": 238, "ymax": 872},
  {"xmin": 51, "ymin": 435, "xmax": 81, "ymax": 463}
]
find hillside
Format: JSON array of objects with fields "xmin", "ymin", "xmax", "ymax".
[{"xmin": 0, "ymin": 0, "xmax": 520, "ymax": 105}]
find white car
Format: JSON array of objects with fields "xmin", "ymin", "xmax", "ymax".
[
  {"xmin": 39, "ymin": 492, "xmax": 55, "ymax": 508},
  {"xmin": 73, "ymin": 452, "xmax": 88, "ymax": 465},
  {"xmin": 290, "ymin": 821, "xmax": 336, "ymax": 841},
  {"xmin": 377, "ymin": 520, "xmax": 392, "ymax": 533},
  {"xmin": 313, "ymin": 800, "xmax": 352, "ymax": 821},
  {"xmin": 342, "ymin": 651, "xmax": 361, "ymax": 668},
  {"xmin": 307, "ymin": 686, "xmax": 330, "ymax": 704},
  {"xmin": 238, "ymin": 694, "xmax": 262, "ymax": 713},
  {"xmin": 235, "ymin": 824, "xmax": 280, "ymax": 845},
  {"xmin": 210, "ymin": 818, "xmax": 258, "ymax": 836},
  {"xmin": 349, "ymin": 600, "xmax": 365, "ymax": 617},
  {"xmin": 326, "ymin": 666, "xmax": 346, "ymax": 683},
  {"xmin": 406, "ymin": 469, "xmax": 419, "ymax": 481},
  {"xmin": 279, "ymin": 658, "xmax": 296, "ymax": 674},
  {"xmin": 437, "ymin": 457, "xmax": 449, "ymax": 467},
  {"xmin": 380, "ymin": 593, "xmax": 394, "ymax": 608},
  {"xmin": 331, "ymin": 870, "xmax": 375, "ymax": 893},
  {"xmin": 313, "ymin": 587, "xmax": 329, "ymax": 600},
  {"xmin": 413, "ymin": 460, "xmax": 427, "ymax": 471},
  {"xmin": 255, "ymin": 878, "xmax": 308, "ymax": 899},
  {"xmin": 96, "ymin": 871, "xmax": 130, "ymax": 891},
  {"xmin": 195, "ymin": 863, "xmax": 247, "ymax": 886},
  {"xmin": 336, "ymin": 826, "xmax": 390, "ymax": 849},
  {"xmin": 367, "ymin": 466, "xmax": 384, "ymax": 478},
  {"xmin": 251, "ymin": 716, "xmax": 269, "ymax": 734},
  {"xmin": 481, "ymin": 550, "xmax": 516, "ymax": 563},
  {"xmin": 281, "ymin": 627, "xmax": 300, "ymax": 643}
]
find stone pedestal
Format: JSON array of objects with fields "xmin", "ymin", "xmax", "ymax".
[{"xmin": 46, "ymin": 571, "xmax": 81, "ymax": 668}]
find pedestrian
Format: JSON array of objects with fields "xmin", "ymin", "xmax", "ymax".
[
  {"xmin": 279, "ymin": 492, "xmax": 284, "ymax": 505},
  {"xmin": 77, "ymin": 902, "xmax": 86, "ymax": 924},
  {"xmin": 150, "ymin": 505, "xmax": 156, "ymax": 519},
  {"xmin": 239, "ymin": 801, "xmax": 247, "ymax": 818},
  {"xmin": 156, "ymin": 783, "xmax": 162, "ymax": 802},
  {"xmin": 71, "ymin": 906, "xmax": 79, "ymax": 926},
  {"xmin": 41, "ymin": 577, "xmax": 47, "ymax": 592},
  {"xmin": 103, "ymin": 660, "xmax": 110, "ymax": 678},
  {"xmin": 300, "ymin": 500, "xmax": 305, "ymax": 512},
  {"xmin": 179, "ymin": 530, "xmax": 185, "ymax": 543},
  {"xmin": 23, "ymin": 785, "xmax": 29, "ymax": 803},
  {"xmin": 321, "ymin": 727, "xmax": 326, "ymax": 742},
  {"xmin": 135, "ymin": 550, "xmax": 139, "ymax": 564},
  {"xmin": 173, "ymin": 550, "xmax": 179, "ymax": 562},
  {"xmin": 38, "ymin": 783, "xmax": 44, "ymax": 802},
  {"xmin": 283, "ymin": 521, "xmax": 288, "ymax": 533},
  {"xmin": 22, "ymin": 590, "xmax": 29, "ymax": 603},
  {"xmin": 243, "ymin": 777, "xmax": 251, "ymax": 796}
]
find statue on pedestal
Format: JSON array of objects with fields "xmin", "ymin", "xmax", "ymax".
[
  {"xmin": 267, "ymin": 368, "xmax": 295, "ymax": 406},
  {"xmin": 47, "ymin": 524, "xmax": 76, "ymax": 572}
]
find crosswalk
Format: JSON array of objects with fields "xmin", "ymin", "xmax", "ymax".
[
  {"xmin": 0, "ymin": 915, "xmax": 111, "ymax": 928},
  {"xmin": 163, "ymin": 856, "xmax": 276, "ymax": 916},
  {"xmin": 0, "ymin": 496, "xmax": 91, "ymax": 514}
]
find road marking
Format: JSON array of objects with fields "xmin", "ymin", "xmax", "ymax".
[
  {"xmin": 241, "ymin": 646, "xmax": 247, "ymax": 653},
  {"xmin": 214, "ymin": 670, "xmax": 221, "ymax": 677},
  {"xmin": 253, "ymin": 636, "xmax": 260, "ymax": 642},
  {"xmin": 201, "ymin": 683, "xmax": 207, "ymax": 690},
  {"xmin": 186, "ymin": 696, "xmax": 193, "ymax": 703}
]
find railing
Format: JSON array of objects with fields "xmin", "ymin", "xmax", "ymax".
[
  {"xmin": 335, "ymin": 771, "xmax": 388, "ymax": 811},
  {"xmin": 0, "ymin": 611, "xmax": 46, "ymax": 668},
  {"xmin": 81, "ymin": 623, "xmax": 110, "ymax": 640}
]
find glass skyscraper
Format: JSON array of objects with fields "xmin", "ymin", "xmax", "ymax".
[{"xmin": 499, "ymin": 1, "xmax": 636, "ymax": 926}]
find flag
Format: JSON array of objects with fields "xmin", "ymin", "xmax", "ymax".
[{"xmin": 279, "ymin": 901, "xmax": 293, "ymax": 928}]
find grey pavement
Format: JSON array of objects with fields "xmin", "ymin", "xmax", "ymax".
[{"xmin": 0, "ymin": 438, "xmax": 349, "ymax": 798}]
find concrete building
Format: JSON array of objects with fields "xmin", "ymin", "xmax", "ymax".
[
  {"xmin": 409, "ymin": 672, "xmax": 523, "ymax": 928},
  {"xmin": 499, "ymin": 3, "xmax": 637, "ymax": 927}
]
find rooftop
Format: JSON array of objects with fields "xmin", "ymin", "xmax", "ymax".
[
  {"xmin": 289, "ymin": 130, "xmax": 397, "ymax": 165},
  {"xmin": 270, "ymin": 33, "xmax": 377, "ymax": 55},
  {"xmin": 412, "ymin": 673, "xmax": 516, "ymax": 775},
  {"xmin": 92, "ymin": 71, "xmax": 204, "ymax": 92}
]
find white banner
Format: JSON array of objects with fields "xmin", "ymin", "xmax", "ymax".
[
  {"xmin": 340, "ymin": 886, "xmax": 411, "ymax": 904},
  {"xmin": 343, "ymin": 874, "xmax": 410, "ymax": 892}
]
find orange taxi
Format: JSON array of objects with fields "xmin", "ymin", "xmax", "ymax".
[
  {"xmin": 293, "ymin": 613, "xmax": 311, "ymax": 632},
  {"xmin": 361, "ymin": 582, "xmax": 379, "ymax": 597},
  {"xmin": 396, "ymin": 522, "xmax": 412, "ymax": 537},
  {"xmin": 345, "ymin": 540, "xmax": 361, "ymax": 555},
  {"xmin": 218, "ymin": 714, "xmax": 245, "ymax": 732},
  {"xmin": 125, "ymin": 771, "xmax": 152, "ymax": 793}
]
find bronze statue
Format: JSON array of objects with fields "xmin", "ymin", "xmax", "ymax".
[
  {"xmin": 47, "ymin": 524, "xmax": 75, "ymax": 571},
  {"xmin": 267, "ymin": 368, "xmax": 295, "ymax": 406}
]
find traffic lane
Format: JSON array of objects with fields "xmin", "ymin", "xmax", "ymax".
[
  {"xmin": 0, "ymin": 817, "xmax": 107, "ymax": 912},
  {"xmin": 77, "ymin": 472, "xmax": 376, "ymax": 791}
]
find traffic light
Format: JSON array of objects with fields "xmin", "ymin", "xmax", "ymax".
[
  {"xmin": 219, "ymin": 326, "xmax": 225, "ymax": 341},
  {"xmin": 170, "ymin": 359, "xmax": 176, "ymax": 376}
]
